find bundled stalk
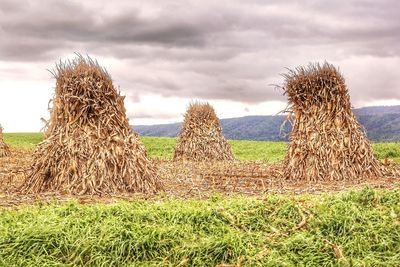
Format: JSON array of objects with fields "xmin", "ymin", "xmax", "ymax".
[
  {"xmin": 0, "ymin": 126, "xmax": 10, "ymax": 157},
  {"xmin": 21, "ymin": 55, "xmax": 162, "ymax": 195},
  {"xmin": 281, "ymin": 62, "xmax": 387, "ymax": 181},
  {"xmin": 174, "ymin": 102, "xmax": 234, "ymax": 161}
]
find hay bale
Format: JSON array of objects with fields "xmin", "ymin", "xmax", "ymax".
[
  {"xmin": 281, "ymin": 62, "xmax": 386, "ymax": 181},
  {"xmin": 21, "ymin": 55, "xmax": 162, "ymax": 195},
  {"xmin": 0, "ymin": 126, "xmax": 10, "ymax": 157},
  {"xmin": 173, "ymin": 102, "xmax": 234, "ymax": 161}
]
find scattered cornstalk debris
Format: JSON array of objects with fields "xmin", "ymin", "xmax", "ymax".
[
  {"xmin": 324, "ymin": 239, "xmax": 345, "ymax": 262},
  {"xmin": 19, "ymin": 55, "xmax": 162, "ymax": 195},
  {"xmin": 289, "ymin": 208, "xmax": 313, "ymax": 234},
  {"xmin": 280, "ymin": 62, "xmax": 394, "ymax": 181},
  {"xmin": 176, "ymin": 258, "xmax": 189, "ymax": 267},
  {"xmin": 173, "ymin": 102, "xmax": 234, "ymax": 161},
  {"xmin": 255, "ymin": 246, "xmax": 270, "ymax": 259},
  {"xmin": 216, "ymin": 255, "xmax": 246, "ymax": 267},
  {"xmin": 0, "ymin": 126, "xmax": 10, "ymax": 157},
  {"xmin": 1, "ymin": 148, "xmax": 399, "ymax": 205}
]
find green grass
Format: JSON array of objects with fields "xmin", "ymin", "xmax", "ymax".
[
  {"xmin": 229, "ymin": 140, "xmax": 287, "ymax": 161},
  {"xmin": 3, "ymin": 132, "xmax": 44, "ymax": 150},
  {"xmin": 4, "ymin": 133, "xmax": 400, "ymax": 163},
  {"xmin": 1, "ymin": 134, "xmax": 400, "ymax": 265},
  {"xmin": 0, "ymin": 187, "xmax": 400, "ymax": 266},
  {"xmin": 141, "ymin": 137, "xmax": 177, "ymax": 160},
  {"xmin": 371, "ymin": 143, "xmax": 400, "ymax": 163}
]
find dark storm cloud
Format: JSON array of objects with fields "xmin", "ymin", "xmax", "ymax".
[{"xmin": 1, "ymin": 0, "xmax": 400, "ymax": 104}]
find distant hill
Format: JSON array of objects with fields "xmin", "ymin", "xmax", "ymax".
[
  {"xmin": 354, "ymin": 105, "xmax": 400, "ymax": 115},
  {"xmin": 134, "ymin": 105, "xmax": 400, "ymax": 142}
]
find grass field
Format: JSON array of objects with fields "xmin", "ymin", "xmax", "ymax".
[
  {"xmin": 1, "ymin": 133, "xmax": 400, "ymax": 266},
  {"xmin": 1, "ymin": 187, "xmax": 400, "ymax": 266},
  {"xmin": 4, "ymin": 133, "xmax": 400, "ymax": 163}
]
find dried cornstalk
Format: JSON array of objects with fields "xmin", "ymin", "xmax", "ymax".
[
  {"xmin": 173, "ymin": 102, "xmax": 234, "ymax": 161},
  {"xmin": 159, "ymin": 160, "xmax": 283, "ymax": 197},
  {"xmin": 21, "ymin": 55, "xmax": 162, "ymax": 195},
  {"xmin": 280, "ymin": 62, "xmax": 388, "ymax": 181},
  {"xmin": 324, "ymin": 239, "xmax": 345, "ymax": 262},
  {"xmin": 0, "ymin": 126, "xmax": 10, "ymax": 157}
]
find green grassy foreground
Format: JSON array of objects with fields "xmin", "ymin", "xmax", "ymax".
[
  {"xmin": 0, "ymin": 188, "xmax": 399, "ymax": 266},
  {"xmin": 4, "ymin": 133, "xmax": 400, "ymax": 162},
  {"xmin": 1, "ymin": 134, "xmax": 400, "ymax": 266},
  {"xmin": 3, "ymin": 133, "xmax": 43, "ymax": 150}
]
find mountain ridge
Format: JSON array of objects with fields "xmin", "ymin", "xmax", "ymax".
[{"xmin": 134, "ymin": 105, "xmax": 400, "ymax": 142}]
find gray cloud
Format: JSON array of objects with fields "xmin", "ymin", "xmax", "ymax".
[
  {"xmin": 127, "ymin": 109, "xmax": 179, "ymax": 120},
  {"xmin": 0, "ymin": 0, "xmax": 400, "ymax": 105}
]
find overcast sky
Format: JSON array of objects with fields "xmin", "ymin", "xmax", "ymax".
[{"xmin": 1, "ymin": 0, "xmax": 400, "ymax": 132}]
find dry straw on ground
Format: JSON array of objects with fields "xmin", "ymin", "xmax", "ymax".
[
  {"xmin": 21, "ymin": 55, "xmax": 162, "ymax": 195},
  {"xmin": 174, "ymin": 102, "xmax": 234, "ymax": 161},
  {"xmin": 280, "ymin": 62, "xmax": 389, "ymax": 181},
  {"xmin": 0, "ymin": 126, "xmax": 10, "ymax": 157}
]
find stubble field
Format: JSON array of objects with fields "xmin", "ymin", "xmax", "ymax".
[{"xmin": 0, "ymin": 133, "xmax": 399, "ymax": 266}]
